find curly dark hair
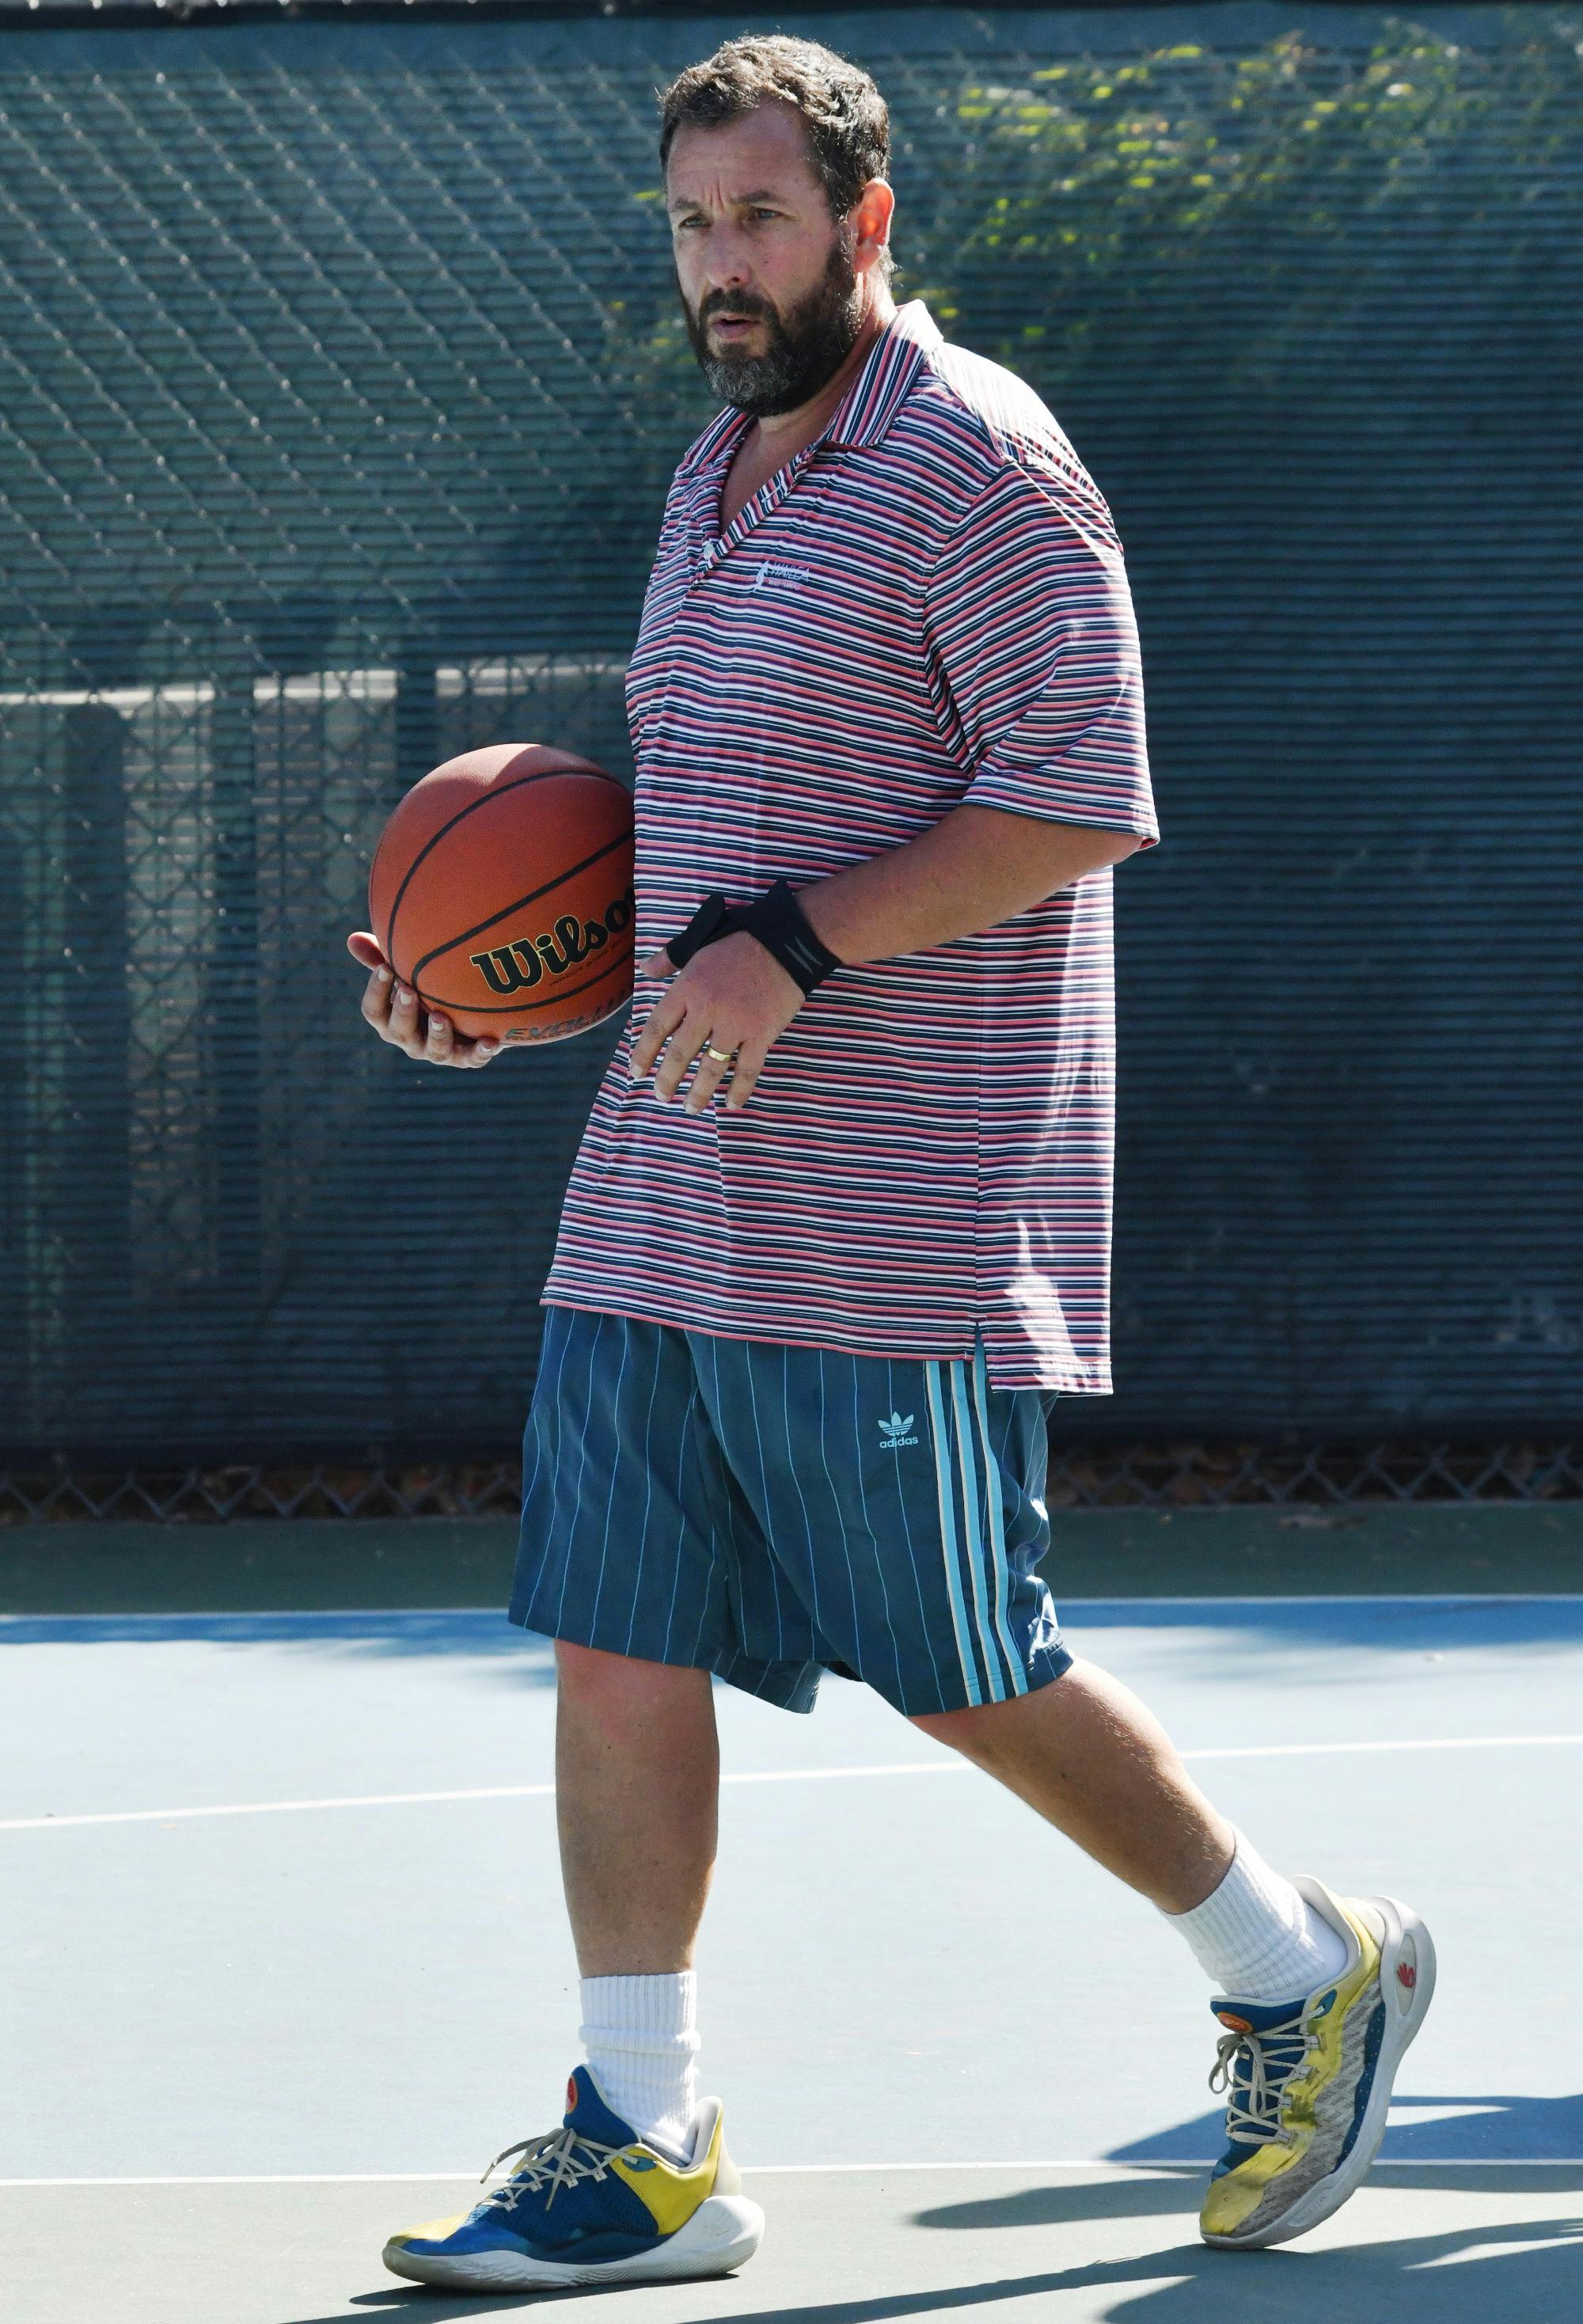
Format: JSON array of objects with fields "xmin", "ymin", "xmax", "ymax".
[{"xmin": 658, "ymin": 35, "xmax": 894, "ymax": 287}]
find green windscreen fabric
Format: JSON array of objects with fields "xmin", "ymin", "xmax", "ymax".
[{"xmin": 0, "ymin": 7, "xmax": 1577, "ymax": 1460}]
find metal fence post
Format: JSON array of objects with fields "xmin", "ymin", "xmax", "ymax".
[
  {"xmin": 57, "ymin": 701, "xmax": 134, "ymax": 1437},
  {"xmin": 205, "ymin": 647, "xmax": 262, "ymax": 1408}
]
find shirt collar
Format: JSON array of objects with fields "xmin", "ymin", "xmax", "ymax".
[
  {"xmin": 822, "ymin": 298, "xmax": 943, "ymax": 449},
  {"xmin": 680, "ymin": 300, "xmax": 943, "ymax": 477}
]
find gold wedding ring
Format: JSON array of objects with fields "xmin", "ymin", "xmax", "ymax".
[{"xmin": 703, "ymin": 1044, "xmax": 736, "ymax": 1065}]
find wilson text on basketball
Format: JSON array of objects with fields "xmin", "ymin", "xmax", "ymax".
[{"xmin": 469, "ymin": 887, "xmax": 635, "ymax": 997}]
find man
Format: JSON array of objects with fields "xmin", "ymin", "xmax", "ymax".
[{"xmin": 350, "ymin": 34, "xmax": 1433, "ymax": 2295}]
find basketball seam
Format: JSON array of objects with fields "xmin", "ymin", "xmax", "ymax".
[
  {"xmin": 407, "ymin": 831, "xmax": 632, "ymax": 985},
  {"xmin": 378, "ymin": 760, "xmax": 626, "ymax": 966}
]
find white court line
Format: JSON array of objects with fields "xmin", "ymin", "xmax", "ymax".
[
  {"xmin": 1065, "ymin": 1594, "xmax": 1583, "ymax": 1608},
  {"xmin": 4, "ymin": 1734, "xmax": 1582, "ymax": 1833},
  {"xmin": 2, "ymin": 2159, "xmax": 1580, "ymax": 2188}
]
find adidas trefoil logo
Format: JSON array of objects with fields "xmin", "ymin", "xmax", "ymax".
[{"xmin": 879, "ymin": 1411, "xmax": 918, "ymax": 1450}]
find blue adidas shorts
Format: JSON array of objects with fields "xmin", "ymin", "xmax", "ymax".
[{"xmin": 508, "ymin": 1304, "xmax": 1072, "ymax": 1717}]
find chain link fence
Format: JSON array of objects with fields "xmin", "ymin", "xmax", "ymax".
[
  {"xmin": 5, "ymin": 1441, "xmax": 1579, "ymax": 1522},
  {"xmin": 2, "ymin": 9, "xmax": 1579, "ymax": 1514}
]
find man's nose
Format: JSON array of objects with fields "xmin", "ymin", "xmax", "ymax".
[{"xmin": 698, "ymin": 222, "xmax": 756, "ymax": 292}]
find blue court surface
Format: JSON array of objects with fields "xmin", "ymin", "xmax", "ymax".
[{"xmin": 3, "ymin": 1536, "xmax": 1581, "ymax": 2320}]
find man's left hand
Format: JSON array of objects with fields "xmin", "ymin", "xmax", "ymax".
[{"xmin": 629, "ymin": 932, "xmax": 803, "ymax": 1113}]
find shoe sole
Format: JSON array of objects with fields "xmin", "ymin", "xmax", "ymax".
[
  {"xmin": 1204, "ymin": 1892, "xmax": 1437, "ymax": 2250},
  {"xmin": 382, "ymin": 2193, "xmax": 765, "ymax": 2291}
]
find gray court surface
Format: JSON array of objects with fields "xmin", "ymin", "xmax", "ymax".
[{"xmin": 3, "ymin": 1509, "xmax": 1581, "ymax": 2322}]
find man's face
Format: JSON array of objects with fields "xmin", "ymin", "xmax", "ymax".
[{"xmin": 666, "ymin": 103, "xmax": 867, "ymax": 419}]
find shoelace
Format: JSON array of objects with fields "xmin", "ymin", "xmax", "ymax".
[
  {"xmin": 475, "ymin": 2124, "xmax": 644, "ymax": 2215},
  {"xmin": 1208, "ymin": 2011, "xmax": 1319, "ymax": 2149}
]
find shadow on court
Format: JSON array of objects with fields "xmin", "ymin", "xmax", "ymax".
[
  {"xmin": 1106, "ymin": 2091, "xmax": 1583, "ymax": 2166},
  {"xmin": 275, "ymin": 2227, "xmax": 1583, "ymax": 2323},
  {"xmin": 0, "ymin": 1608, "xmax": 562, "ymax": 1678},
  {"xmin": 230, "ymin": 2166, "xmax": 1583, "ymax": 2324},
  {"xmin": 6, "ymin": 1589, "xmax": 1581, "ymax": 1677}
]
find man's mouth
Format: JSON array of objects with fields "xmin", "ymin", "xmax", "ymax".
[{"xmin": 708, "ymin": 311, "xmax": 763, "ymax": 340}]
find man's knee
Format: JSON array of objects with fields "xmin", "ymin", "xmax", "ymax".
[
  {"xmin": 910, "ymin": 1696, "xmax": 1017, "ymax": 1765},
  {"xmin": 910, "ymin": 1666, "xmax": 1080, "ymax": 1765},
  {"xmin": 555, "ymin": 1639, "xmax": 712, "ymax": 1726}
]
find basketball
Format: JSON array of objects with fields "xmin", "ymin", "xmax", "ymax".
[{"xmin": 368, "ymin": 742, "xmax": 636, "ymax": 1044}]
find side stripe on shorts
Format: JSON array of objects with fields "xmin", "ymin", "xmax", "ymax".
[
  {"xmin": 924, "ymin": 1353, "xmax": 1027, "ymax": 1706},
  {"xmin": 924, "ymin": 1359, "xmax": 984, "ymax": 1707},
  {"xmin": 972, "ymin": 1339, "xmax": 1029, "ymax": 1697},
  {"xmin": 947, "ymin": 1357, "xmax": 1008, "ymax": 1703}
]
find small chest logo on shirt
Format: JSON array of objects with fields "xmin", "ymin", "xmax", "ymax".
[
  {"xmin": 750, "ymin": 560, "xmax": 814, "ymax": 595},
  {"xmin": 879, "ymin": 1411, "xmax": 918, "ymax": 1450}
]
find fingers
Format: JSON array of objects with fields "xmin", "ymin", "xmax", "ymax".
[
  {"xmin": 640, "ymin": 946, "xmax": 677, "ymax": 982},
  {"xmin": 682, "ymin": 1043, "xmax": 735, "ymax": 1116},
  {"xmin": 446, "ymin": 1027, "xmax": 501, "ymax": 1069},
  {"xmin": 629, "ymin": 983, "xmax": 716, "ymax": 1104},
  {"xmin": 353, "ymin": 932, "xmax": 495, "ymax": 1068},
  {"xmin": 651, "ymin": 1009, "xmax": 714, "ymax": 1104},
  {"xmin": 386, "ymin": 980, "xmax": 423, "ymax": 1053},
  {"xmin": 359, "ymin": 959, "xmax": 397, "ymax": 1032},
  {"xmin": 629, "ymin": 985, "xmax": 689, "ymax": 1081},
  {"xmin": 363, "ymin": 968, "xmax": 498, "ymax": 1069},
  {"xmin": 629, "ymin": 937, "xmax": 795, "ymax": 1111},
  {"xmin": 723, "ymin": 1035, "xmax": 769, "ymax": 1111},
  {"xmin": 415, "ymin": 997, "xmax": 499, "ymax": 1069}
]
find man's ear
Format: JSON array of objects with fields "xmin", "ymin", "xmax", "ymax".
[{"xmin": 850, "ymin": 177, "xmax": 896, "ymax": 273}]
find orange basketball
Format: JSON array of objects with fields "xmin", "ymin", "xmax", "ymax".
[{"xmin": 368, "ymin": 742, "xmax": 635, "ymax": 1044}]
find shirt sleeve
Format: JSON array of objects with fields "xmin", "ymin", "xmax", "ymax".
[{"xmin": 924, "ymin": 457, "xmax": 1159, "ymax": 847}]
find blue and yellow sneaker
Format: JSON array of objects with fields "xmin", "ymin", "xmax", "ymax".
[
  {"xmin": 382, "ymin": 2067, "xmax": 763, "ymax": 2292},
  {"xmin": 1201, "ymin": 1876, "xmax": 1435, "ymax": 2249}
]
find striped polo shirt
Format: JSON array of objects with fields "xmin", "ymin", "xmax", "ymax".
[{"xmin": 542, "ymin": 298, "xmax": 1158, "ymax": 1392}]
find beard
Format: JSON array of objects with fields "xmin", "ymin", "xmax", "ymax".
[{"xmin": 678, "ymin": 232, "xmax": 866, "ymax": 418}]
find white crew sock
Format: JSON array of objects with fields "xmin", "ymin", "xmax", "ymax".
[
  {"xmin": 577, "ymin": 1973, "xmax": 700, "ymax": 2164},
  {"xmin": 1162, "ymin": 1828, "xmax": 1351, "ymax": 2004}
]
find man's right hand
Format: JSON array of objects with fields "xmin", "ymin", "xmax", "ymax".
[{"xmin": 347, "ymin": 931, "xmax": 502, "ymax": 1069}]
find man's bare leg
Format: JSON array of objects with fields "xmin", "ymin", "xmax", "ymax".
[
  {"xmin": 914, "ymin": 1654, "xmax": 1433, "ymax": 2254},
  {"xmin": 551, "ymin": 1639, "xmax": 1255, "ymax": 1951},
  {"xmin": 548, "ymin": 1643, "xmax": 723, "ymax": 2163},
  {"xmin": 555, "ymin": 1641, "xmax": 719, "ymax": 1973},
  {"xmin": 379, "ymin": 1646, "xmax": 755, "ymax": 2290},
  {"xmin": 914, "ymin": 1658, "xmax": 1352, "ymax": 2015},
  {"xmin": 913, "ymin": 1655, "xmax": 1234, "ymax": 1912}
]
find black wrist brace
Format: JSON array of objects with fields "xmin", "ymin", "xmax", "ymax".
[{"xmin": 664, "ymin": 878, "xmax": 843, "ymax": 998}]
